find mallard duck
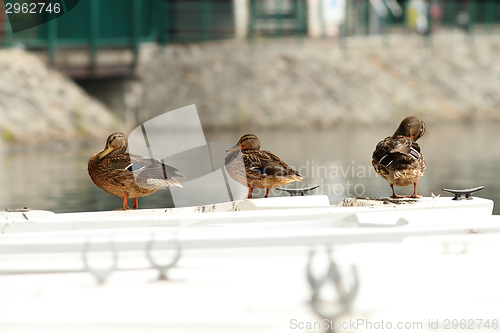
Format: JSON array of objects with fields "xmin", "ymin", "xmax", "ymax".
[
  {"xmin": 225, "ymin": 134, "xmax": 302, "ymax": 199},
  {"xmin": 88, "ymin": 132, "xmax": 184, "ymax": 210},
  {"xmin": 372, "ymin": 116, "xmax": 426, "ymax": 198}
]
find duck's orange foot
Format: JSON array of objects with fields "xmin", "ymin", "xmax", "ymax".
[
  {"xmin": 406, "ymin": 183, "xmax": 422, "ymax": 198},
  {"xmin": 389, "ymin": 185, "xmax": 404, "ymax": 198},
  {"xmin": 247, "ymin": 186, "xmax": 254, "ymax": 199},
  {"xmin": 118, "ymin": 193, "xmax": 131, "ymax": 210}
]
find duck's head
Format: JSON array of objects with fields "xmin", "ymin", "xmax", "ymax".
[
  {"xmin": 99, "ymin": 132, "xmax": 128, "ymax": 159},
  {"xmin": 226, "ymin": 134, "xmax": 261, "ymax": 152},
  {"xmin": 393, "ymin": 116, "xmax": 426, "ymax": 141}
]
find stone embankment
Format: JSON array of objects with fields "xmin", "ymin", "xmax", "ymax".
[
  {"xmin": 2, "ymin": 35, "xmax": 500, "ymax": 148},
  {"xmin": 0, "ymin": 49, "xmax": 118, "ymax": 149},
  {"xmin": 139, "ymin": 35, "xmax": 500, "ymax": 129}
]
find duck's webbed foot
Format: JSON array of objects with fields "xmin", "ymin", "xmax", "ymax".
[
  {"xmin": 406, "ymin": 182, "xmax": 422, "ymax": 198},
  {"xmin": 115, "ymin": 193, "xmax": 131, "ymax": 210},
  {"xmin": 390, "ymin": 184, "xmax": 404, "ymax": 198},
  {"xmin": 247, "ymin": 186, "xmax": 253, "ymax": 199}
]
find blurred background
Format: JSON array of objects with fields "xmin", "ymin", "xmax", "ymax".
[{"xmin": 0, "ymin": 0, "xmax": 499, "ymax": 213}]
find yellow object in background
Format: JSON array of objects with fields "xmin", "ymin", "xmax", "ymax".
[{"xmin": 406, "ymin": 7, "xmax": 417, "ymax": 28}]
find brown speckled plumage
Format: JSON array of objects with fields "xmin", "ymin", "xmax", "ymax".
[
  {"xmin": 372, "ymin": 116, "xmax": 426, "ymax": 198},
  {"xmin": 225, "ymin": 134, "xmax": 302, "ymax": 199},
  {"xmin": 88, "ymin": 132, "xmax": 184, "ymax": 210}
]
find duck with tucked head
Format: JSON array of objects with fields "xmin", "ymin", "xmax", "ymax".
[
  {"xmin": 88, "ymin": 132, "xmax": 185, "ymax": 210},
  {"xmin": 225, "ymin": 134, "xmax": 302, "ymax": 199},
  {"xmin": 372, "ymin": 116, "xmax": 426, "ymax": 198}
]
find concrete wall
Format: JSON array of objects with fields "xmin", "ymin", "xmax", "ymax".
[
  {"xmin": 6, "ymin": 33, "xmax": 499, "ymax": 149},
  {"xmin": 138, "ymin": 35, "xmax": 500, "ymax": 130}
]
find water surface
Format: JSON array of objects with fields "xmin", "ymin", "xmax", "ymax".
[{"xmin": 1, "ymin": 122, "xmax": 498, "ymax": 214}]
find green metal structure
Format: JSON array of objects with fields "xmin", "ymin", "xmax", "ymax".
[
  {"xmin": 1, "ymin": 0, "xmax": 160, "ymax": 77},
  {"xmin": 159, "ymin": 0, "xmax": 235, "ymax": 43},
  {"xmin": 0, "ymin": 0, "xmax": 236, "ymax": 77},
  {"xmin": 1, "ymin": 0, "xmax": 500, "ymax": 78},
  {"xmin": 1, "ymin": 1, "xmax": 159, "ymax": 48},
  {"xmin": 248, "ymin": 0, "xmax": 307, "ymax": 39}
]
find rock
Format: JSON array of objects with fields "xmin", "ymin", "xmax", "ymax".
[{"xmin": 0, "ymin": 49, "xmax": 119, "ymax": 147}]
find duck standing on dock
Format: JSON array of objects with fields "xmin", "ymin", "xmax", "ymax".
[
  {"xmin": 225, "ymin": 134, "xmax": 302, "ymax": 199},
  {"xmin": 372, "ymin": 116, "xmax": 426, "ymax": 198},
  {"xmin": 88, "ymin": 132, "xmax": 184, "ymax": 210}
]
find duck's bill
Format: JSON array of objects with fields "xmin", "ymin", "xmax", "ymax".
[
  {"xmin": 226, "ymin": 144, "xmax": 242, "ymax": 152},
  {"xmin": 99, "ymin": 146, "xmax": 115, "ymax": 159}
]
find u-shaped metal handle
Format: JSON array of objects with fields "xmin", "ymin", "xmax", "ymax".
[
  {"xmin": 82, "ymin": 240, "xmax": 119, "ymax": 284},
  {"xmin": 146, "ymin": 234, "xmax": 182, "ymax": 280},
  {"xmin": 307, "ymin": 247, "xmax": 359, "ymax": 326}
]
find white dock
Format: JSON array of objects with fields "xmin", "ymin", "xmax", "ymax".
[
  {"xmin": 0, "ymin": 195, "xmax": 498, "ymax": 332},
  {"xmin": 0, "ymin": 195, "xmax": 494, "ymax": 232}
]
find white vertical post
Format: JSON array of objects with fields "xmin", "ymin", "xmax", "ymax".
[
  {"xmin": 234, "ymin": 0, "xmax": 250, "ymax": 39},
  {"xmin": 317, "ymin": 0, "xmax": 346, "ymax": 37},
  {"xmin": 308, "ymin": 0, "xmax": 322, "ymax": 37}
]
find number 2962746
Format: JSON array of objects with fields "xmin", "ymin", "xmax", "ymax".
[{"xmin": 5, "ymin": 2, "xmax": 61, "ymax": 14}]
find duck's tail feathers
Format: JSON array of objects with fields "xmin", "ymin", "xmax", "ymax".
[
  {"xmin": 146, "ymin": 177, "xmax": 183, "ymax": 188},
  {"xmin": 166, "ymin": 177, "xmax": 183, "ymax": 188}
]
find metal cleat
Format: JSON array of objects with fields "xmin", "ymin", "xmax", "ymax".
[
  {"xmin": 277, "ymin": 185, "xmax": 319, "ymax": 196},
  {"xmin": 442, "ymin": 186, "xmax": 485, "ymax": 200}
]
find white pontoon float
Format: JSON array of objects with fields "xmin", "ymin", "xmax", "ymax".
[
  {"xmin": 0, "ymin": 194, "xmax": 499, "ymax": 333},
  {"xmin": 1, "ymin": 228, "xmax": 500, "ymax": 333},
  {"xmin": 0, "ymin": 194, "xmax": 497, "ymax": 253}
]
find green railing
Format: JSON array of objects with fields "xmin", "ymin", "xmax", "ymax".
[
  {"xmin": 158, "ymin": 0, "xmax": 308, "ymax": 43},
  {"xmin": 159, "ymin": 0, "xmax": 235, "ymax": 44},
  {"xmin": 248, "ymin": 0, "xmax": 308, "ymax": 39}
]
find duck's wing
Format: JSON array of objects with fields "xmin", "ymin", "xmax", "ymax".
[
  {"xmin": 126, "ymin": 154, "xmax": 185, "ymax": 188},
  {"xmin": 372, "ymin": 136, "xmax": 422, "ymax": 168},
  {"xmin": 244, "ymin": 150, "xmax": 302, "ymax": 178},
  {"xmin": 92, "ymin": 154, "xmax": 140, "ymax": 188}
]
